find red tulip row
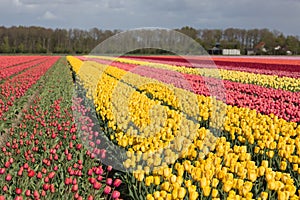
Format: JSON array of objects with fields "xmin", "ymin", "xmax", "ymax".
[
  {"xmin": 0, "ymin": 57, "xmax": 54, "ymax": 81},
  {"xmin": 82, "ymin": 57, "xmax": 300, "ymax": 123},
  {"xmin": 0, "ymin": 58, "xmax": 124, "ymax": 200},
  {"xmin": 0, "ymin": 56, "xmax": 60, "ymax": 119},
  {"xmin": 122, "ymin": 56, "xmax": 300, "ymax": 78},
  {"xmin": 0, "ymin": 56, "xmax": 45, "ymax": 69}
]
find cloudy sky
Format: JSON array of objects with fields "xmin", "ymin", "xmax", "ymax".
[{"xmin": 1, "ymin": 0, "xmax": 299, "ymax": 36}]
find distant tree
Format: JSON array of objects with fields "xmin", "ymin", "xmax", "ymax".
[
  {"xmin": 286, "ymin": 35, "xmax": 299, "ymax": 55},
  {"xmin": 1, "ymin": 36, "xmax": 11, "ymax": 53},
  {"xmin": 176, "ymin": 26, "xmax": 198, "ymax": 40},
  {"xmin": 0, "ymin": 26, "xmax": 299, "ymax": 55}
]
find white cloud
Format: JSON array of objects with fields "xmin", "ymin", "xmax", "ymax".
[{"xmin": 40, "ymin": 11, "xmax": 57, "ymax": 20}]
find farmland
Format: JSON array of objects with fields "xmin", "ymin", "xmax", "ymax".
[{"xmin": 0, "ymin": 55, "xmax": 300, "ymax": 200}]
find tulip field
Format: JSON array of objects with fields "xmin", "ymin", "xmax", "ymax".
[{"xmin": 0, "ymin": 55, "xmax": 300, "ymax": 200}]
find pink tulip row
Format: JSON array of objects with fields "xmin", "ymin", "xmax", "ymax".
[
  {"xmin": 89, "ymin": 57, "xmax": 300, "ymax": 122},
  {"xmin": 0, "ymin": 57, "xmax": 53, "ymax": 80},
  {"xmin": 0, "ymin": 56, "xmax": 59, "ymax": 119},
  {"xmin": 122, "ymin": 56, "xmax": 300, "ymax": 78}
]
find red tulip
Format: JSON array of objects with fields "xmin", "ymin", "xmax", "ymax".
[
  {"xmin": 15, "ymin": 188, "xmax": 22, "ymax": 195},
  {"xmin": 113, "ymin": 179, "xmax": 122, "ymax": 187},
  {"xmin": 28, "ymin": 170, "xmax": 35, "ymax": 178},
  {"xmin": 4, "ymin": 162, "xmax": 10, "ymax": 168},
  {"xmin": 106, "ymin": 178, "xmax": 112, "ymax": 186},
  {"xmin": 89, "ymin": 177, "xmax": 96, "ymax": 184},
  {"xmin": 87, "ymin": 169, "xmax": 93, "ymax": 176},
  {"xmin": 43, "ymin": 184, "xmax": 49, "ymax": 191},
  {"xmin": 112, "ymin": 191, "xmax": 120, "ymax": 199},
  {"xmin": 103, "ymin": 186, "xmax": 111, "ymax": 195},
  {"xmin": 93, "ymin": 182, "xmax": 102, "ymax": 190},
  {"xmin": 48, "ymin": 171, "xmax": 55, "ymax": 179},
  {"xmin": 2, "ymin": 185, "xmax": 8, "ymax": 192},
  {"xmin": 25, "ymin": 189, "xmax": 31, "ymax": 196},
  {"xmin": 76, "ymin": 144, "xmax": 82, "ymax": 150},
  {"xmin": 37, "ymin": 172, "xmax": 43, "ymax": 179},
  {"xmin": 5, "ymin": 174, "xmax": 12, "ymax": 181},
  {"xmin": 65, "ymin": 177, "xmax": 71, "ymax": 185},
  {"xmin": 0, "ymin": 168, "xmax": 5, "ymax": 174},
  {"xmin": 33, "ymin": 190, "xmax": 40, "ymax": 198},
  {"xmin": 23, "ymin": 163, "xmax": 29, "ymax": 169},
  {"xmin": 71, "ymin": 184, "xmax": 78, "ymax": 192}
]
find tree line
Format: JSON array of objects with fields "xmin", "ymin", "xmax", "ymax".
[{"xmin": 0, "ymin": 26, "xmax": 299, "ymax": 55}]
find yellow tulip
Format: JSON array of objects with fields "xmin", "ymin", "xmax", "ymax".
[
  {"xmin": 153, "ymin": 191, "xmax": 160, "ymax": 199},
  {"xmin": 165, "ymin": 194, "xmax": 172, "ymax": 200},
  {"xmin": 246, "ymin": 192, "xmax": 253, "ymax": 199},
  {"xmin": 146, "ymin": 194, "xmax": 154, "ymax": 200},
  {"xmin": 261, "ymin": 160, "xmax": 268, "ymax": 168},
  {"xmin": 145, "ymin": 176, "xmax": 153, "ymax": 186},
  {"xmin": 258, "ymin": 166, "xmax": 265, "ymax": 177},
  {"xmin": 212, "ymin": 189, "xmax": 218, "ymax": 198},
  {"xmin": 212, "ymin": 178, "xmax": 219, "ymax": 188},
  {"xmin": 200, "ymin": 177, "xmax": 208, "ymax": 188},
  {"xmin": 170, "ymin": 174, "xmax": 177, "ymax": 184},
  {"xmin": 177, "ymin": 187, "xmax": 186, "ymax": 199},
  {"xmin": 248, "ymin": 169, "xmax": 257, "ymax": 182},
  {"xmin": 242, "ymin": 181, "xmax": 252, "ymax": 196},
  {"xmin": 154, "ymin": 176, "xmax": 160, "ymax": 185},
  {"xmin": 280, "ymin": 161, "xmax": 287, "ymax": 171},
  {"xmin": 189, "ymin": 190, "xmax": 199, "ymax": 200},
  {"xmin": 159, "ymin": 191, "xmax": 167, "ymax": 198},
  {"xmin": 172, "ymin": 188, "xmax": 178, "ymax": 199},
  {"xmin": 260, "ymin": 192, "xmax": 268, "ymax": 200},
  {"xmin": 161, "ymin": 182, "xmax": 170, "ymax": 192},
  {"xmin": 203, "ymin": 186, "xmax": 211, "ymax": 197},
  {"xmin": 163, "ymin": 167, "xmax": 171, "ymax": 178},
  {"xmin": 278, "ymin": 191, "xmax": 286, "ymax": 200},
  {"xmin": 223, "ymin": 180, "xmax": 233, "ymax": 192},
  {"xmin": 267, "ymin": 181, "xmax": 276, "ymax": 190}
]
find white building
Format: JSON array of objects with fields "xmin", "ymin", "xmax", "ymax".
[{"xmin": 222, "ymin": 49, "xmax": 241, "ymax": 56}]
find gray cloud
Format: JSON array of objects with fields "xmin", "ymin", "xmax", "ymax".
[{"xmin": 0, "ymin": 0, "xmax": 299, "ymax": 36}]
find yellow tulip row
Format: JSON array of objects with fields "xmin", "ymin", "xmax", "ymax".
[
  {"xmin": 143, "ymin": 130, "xmax": 298, "ymax": 200},
  {"xmin": 66, "ymin": 56, "xmax": 82, "ymax": 73},
  {"xmin": 224, "ymin": 107, "xmax": 300, "ymax": 171},
  {"xmin": 67, "ymin": 57, "xmax": 300, "ymax": 199},
  {"xmin": 65, "ymin": 58, "xmax": 204, "ymax": 165},
  {"xmin": 92, "ymin": 56, "xmax": 300, "ymax": 92}
]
